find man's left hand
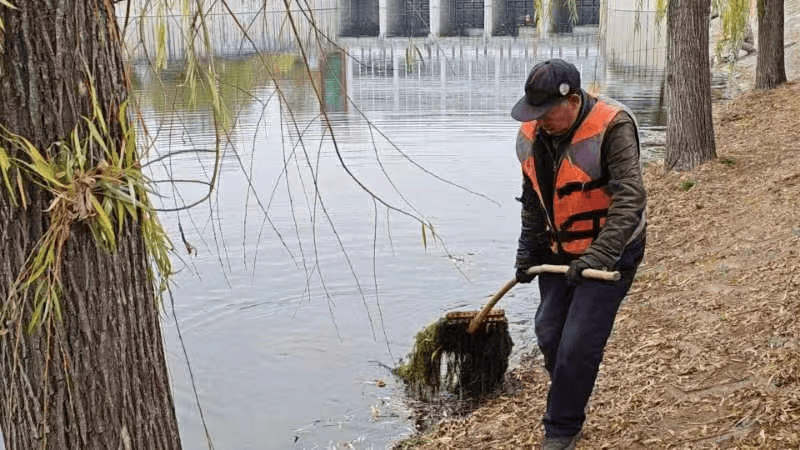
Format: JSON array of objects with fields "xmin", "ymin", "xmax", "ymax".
[{"xmin": 565, "ymin": 259, "xmax": 591, "ymax": 286}]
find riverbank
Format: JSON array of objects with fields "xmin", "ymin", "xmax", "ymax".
[{"xmin": 397, "ymin": 11, "xmax": 800, "ymax": 449}]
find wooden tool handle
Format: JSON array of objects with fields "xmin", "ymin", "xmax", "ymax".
[
  {"xmin": 466, "ymin": 277, "xmax": 517, "ymax": 334},
  {"xmin": 466, "ymin": 265, "xmax": 620, "ymax": 334},
  {"xmin": 527, "ymin": 264, "xmax": 621, "ymax": 281}
]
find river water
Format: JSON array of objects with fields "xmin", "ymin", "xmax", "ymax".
[{"xmin": 130, "ymin": 31, "xmax": 672, "ymax": 450}]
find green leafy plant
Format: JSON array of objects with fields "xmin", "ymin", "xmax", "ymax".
[
  {"xmin": 0, "ymin": 83, "xmax": 172, "ymax": 332},
  {"xmin": 714, "ymin": 0, "xmax": 750, "ymax": 65}
]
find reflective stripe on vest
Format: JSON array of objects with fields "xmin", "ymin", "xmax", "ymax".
[{"xmin": 519, "ymin": 100, "xmax": 620, "ymax": 255}]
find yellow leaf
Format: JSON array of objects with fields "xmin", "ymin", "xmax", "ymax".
[
  {"xmin": 71, "ymin": 126, "xmax": 88, "ymax": 172},
  {"xmin": 16, "ymin": 171, "xmax": 27, "ymax": 208},
  {"xmin": 23, "ymin": 142, "xmax": 62, "ymax": 189},
  {"xmin": 118, "ymin": 99, "xmax": 132, "ymax": 168},
  {"xmin": 28, "ymin": 293, "xmax": 45, "ymax": 333},
  {"xmin": 119, "ymin": 98, "xmax": 129, "ymax": 127},
  {"xmin": 127, "ymin": 179, "xmax": 139, "ymax": 209},
  {"xmin": 0, "ymin": 145, "xmax": 16, "ymax": 204},
  {"xmin": 26, "ymin": 246, "xmax": 51, "ymax": 286},
  {"xmin": 124, "ymin": 200, "xmax": 137, "ymax": 220},
  {"xmin": 91, "ymin": 196, "xmax": 116, "ymax": 249},
  {"xmin": 52, "ymin": 291, "xmax": 63, "ymax": 321},
  {"xmin": 84, "ymin": 117, "xmax": 108, "ymax": 156},
  {"xmin": 0, "ymin": 145, "xmax": 8, "ymax": 171},
  {"xmin": 83, "ymin": 71, "xmax": 108, "ymax": 136},
  {"xmin": 115, "ymin": 200, "xmax": 125, "ymax": 236}
]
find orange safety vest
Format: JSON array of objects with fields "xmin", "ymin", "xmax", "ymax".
[{"xmin": 518, "ymin": 100, "xmax": 622, "ymax": 256}]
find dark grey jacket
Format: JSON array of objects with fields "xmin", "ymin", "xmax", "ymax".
[{"xmin": 515, "ymin": 91, "xmax": 647, "ymax": 271}]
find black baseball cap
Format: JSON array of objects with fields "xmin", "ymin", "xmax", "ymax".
[{"xmin": 511, "ymin": 59, "xmax": 581, "ymax": 122}]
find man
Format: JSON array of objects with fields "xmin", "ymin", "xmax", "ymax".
[{"xmin": 510, "ymin": 59, "xmax": 647, "ymax": 449}]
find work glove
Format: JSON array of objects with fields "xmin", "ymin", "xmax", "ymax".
[
  {"xmin": 565, "ymin": 259, "xmax": 591, "ymax": 286},
  {"xmin": 515, "ymin": 264, "xmax": 538, "ymax": 284}
]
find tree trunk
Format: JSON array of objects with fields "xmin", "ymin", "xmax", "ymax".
[
  {"xmin": 755, "ymin": 0, "xmax": 787, "ymax": 89},
  {"xmin": 665, "ymin": 0, "xmax": 717, "ymax": 171},
  {"xmin": 0, "ymin": 1, "xmax": 182, "ymax": 448}
]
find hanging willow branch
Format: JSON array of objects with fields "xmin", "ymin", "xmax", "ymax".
[{"xmin": 713, "ymin": 0, "xmax": 750, "ymax": 65}]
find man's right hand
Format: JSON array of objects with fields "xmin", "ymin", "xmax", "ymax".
[{"xmin": 515, "ymin": 265, "xmax": 537, "ymax": 283}]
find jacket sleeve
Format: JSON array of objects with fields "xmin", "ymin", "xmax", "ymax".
[
  {"xmin": 581, "ymin": 112, "xmax": 647, "ymax": 269},
  {"xmin": 516, "ymin": 172, "xmax": 552, "ymax": 269}
]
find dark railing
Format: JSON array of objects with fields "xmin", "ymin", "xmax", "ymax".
[{"xmin": 403, "ymin": 0, "xmax": 430, "ymax": 37}]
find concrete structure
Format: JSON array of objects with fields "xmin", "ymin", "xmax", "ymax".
[
  {"xmin": 117, "ymin": 0, "xmax": 603, "ymax": 61},
  {"xmin": 378, "ymin": 0, "xmax": 403, "ymax": 36},
  {"xmin": 601, "ymin": 0, "xmax": 666, "ymax": 72},
  {"xmin": 116, "ymin": 0, "xmax": 608, "ymax": 61}
]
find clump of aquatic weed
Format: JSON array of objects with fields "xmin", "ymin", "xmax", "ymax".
[
  {"xmin": 393, "ymin": 316, "xmax": 513, "ymax": 400},
  {"xmin": 393, "ymin": 320, "xmax": 445, "ymax": 400}
]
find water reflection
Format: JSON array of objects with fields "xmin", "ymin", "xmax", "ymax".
[
  {"xmin": 131, "ymin": 32, "xmax": 669, "ymax": 450},
  {"xmin": 131, "ymin": 54, "xmax": 316, "ymax": 121},
  {"xmin": 338, "ymin": 33, "xmax": 667, "ymax": 157}
]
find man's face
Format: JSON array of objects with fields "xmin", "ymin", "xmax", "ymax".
[{"xmin": 538, "ymin": 96, "xmax": 579, "ymax": 135}]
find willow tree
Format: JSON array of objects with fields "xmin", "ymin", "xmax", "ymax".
[
  {"xmin": 0, "ymin": 1, "xmax": 181, "ymax": 448},
  {"xmin": 664, "ymin": 0, "xmax": 717, "ymax": 171},
  {"xmin": 755, "ymin": 0, "xmax": 787, "ymax": 88},
  {"xmin": 715, "ymin": 0, "xmax": 786, "ymax": 89}
]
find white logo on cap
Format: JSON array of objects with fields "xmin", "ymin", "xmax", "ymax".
[{"xmin": 559, "ymin": 83, "xmax": 570, "ymax": 96}]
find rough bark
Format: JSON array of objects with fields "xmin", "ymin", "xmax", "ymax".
[
  {"xmin": 665, "ymin": 0, "xmax": 717, "ymax": 171},
  {"xmin": 755, "ymin": 0, "xmax": 787, "ymax": 89},
  {"xmin": 0, "ymin": 1, "xmax": 181, "ymax": 448}
]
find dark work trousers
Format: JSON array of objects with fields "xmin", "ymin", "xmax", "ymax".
[{"xmin": 535, "ymin": 235, "xmax": 645, "ymax": 437}]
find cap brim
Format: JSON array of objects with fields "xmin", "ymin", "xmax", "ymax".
[{"xmin": 510, "ymin": 96, "xmax": 557, "ymax": 122}]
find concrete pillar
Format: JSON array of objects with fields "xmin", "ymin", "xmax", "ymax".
[
  {"xmin": 346, "ymin": 50, "xmax": 354, "ymax": 103},
  {"xmin": 467, "ymin": 60, "xmax": 473, "ymax": 110},
  {"xmin": 484, "ymin": 0, "xmax": 494, "ymax": 36},
  {"xmin": 379, "ymin": 0, "xmax": 387, "ymax": 36},
  {"xmin": 539, "ymin": 0, "xmax": 552, "ymax": 38},
  {"xmin": 392, "ymin": 44, "xmax": 401, "ymax": 110},
  {"xmin": 440, "ymin": 50, "xmax": 447, "ymax": 84},
  {"xmin": 430, "ymin": 0, "xmax": 457, "ymax": 36},
  {"xmin": 338, "ymin": 0, "xmax": 350, "ymax": 37},
  {"xmin": 440, "ymin": 53, "xmax": 447, "ymax": 110},
  {"xmin": 430, "ymin": 0, "xmax": 442, "ymax": 36}
]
